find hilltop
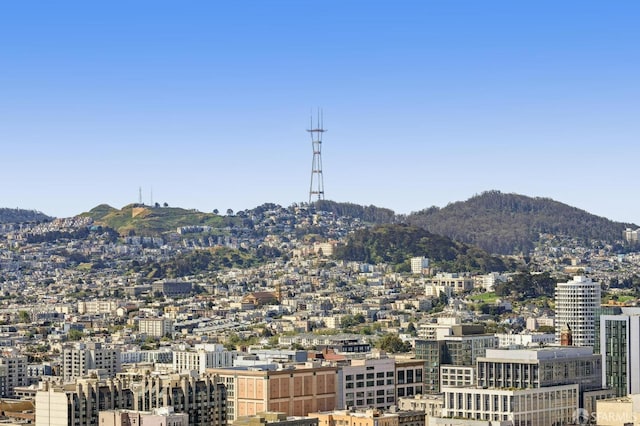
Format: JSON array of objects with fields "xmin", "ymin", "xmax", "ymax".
[
  {"xmin": 405, "ymin": 190, "xmax": 636, "ymax": 255},
  {"xmin": 80, "ymin": 204, "xmax": 232, "ymax": 236},
  {"xmin": 0, "ymin": 208, "xmax": 52, "ymax": 224},
  {"xmin": 10, "ymin": 191, "xmax": 636, "ymax": 257}
]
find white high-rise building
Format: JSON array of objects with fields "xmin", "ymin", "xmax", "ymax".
[
  {"xmin": 555, "ymin": 276, "xmax": 601, "ymax": 347},
  {"xmin": 410, "ymin": 256, "xmax": 429, "ymax": 275}
]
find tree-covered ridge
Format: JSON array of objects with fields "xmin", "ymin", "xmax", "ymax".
[
  {"xmin": 313, "ymin": 200, "xmax": 395, "ymax": 224},
  {"xmin": 0, "ymin": 208, "xmax": 52, "ymax": 223},
  {"xmin": 406, "ymin": 190, "xmax": 636, "ymax": 255},
  {"xmin": 333, "ymin": 223, "xmax": 512, "ymax": 273}
]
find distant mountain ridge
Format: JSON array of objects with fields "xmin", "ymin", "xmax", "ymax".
[
  {"xmin": 0, "ymin": 208, "xmax": 52, "ymax": 224},
  {"xmin": 8, "ymin": 191, "xmax": 631, "ymax": 256},
  {"xmin": 405, "ymin": 190, "xmax": 636, "ymax": 255}
]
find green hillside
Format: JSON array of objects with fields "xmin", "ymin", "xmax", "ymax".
[{"xmin": 81, "ymin": 204, "xmax": 231, "ymax": 236}]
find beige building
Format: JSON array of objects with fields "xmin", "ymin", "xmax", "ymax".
[
  {"xmin": 99, "ymin": 407, "xmax": 188, "ymax": 426},
  {"xmin": 173, "ymin": 343, "xmax": 235, "ymax": 374},
  {"xmin": 595, "ymin": 394, "xmax": 640, "ymax": 425},
  {"xmin": 78, "ymin": 300, "xmax": 118, "ymax": 315},
  {"xmin": 425, "ymin": 273, "xmax": 473, "ymax": 297},
  {"xmin": 313, "ymin": 410, "xmax": 399, "ymax": 426},
  {"xmin": 397, "ymin": 394, "xmax": 443, "ymax": 418},
  {"xmin": 234, "ymin": 412, "xmax": 318, "ymax": 426},
  {"xmin": 312, "ymin": 409, "xmax": 425, "ymax": 426},
  {"xmin": 208, "ymin": 363, "xmax": 337, "ymax": 422},
  {"xmin": 35, "ymin": 372, "xmax": 226, "ymax": 426},
  {"xmin": 395, "ymin": 359, "xmax": 425, "ymax": 401},
  {"xmin": 62, "ymin": 342, "xmax": 120, "ymax": 383},
  {"xmin": 139, "ymin": 317, "xmax": 174, "ymax": 338},
  {"xmin": 0, "ymin": 353, "xmax": 28, "ymax": 397}
]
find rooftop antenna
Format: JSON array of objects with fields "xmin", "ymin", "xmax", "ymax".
[{"xmin": 307, "ymin": 109, "xmax": 326, "ymax": 204}]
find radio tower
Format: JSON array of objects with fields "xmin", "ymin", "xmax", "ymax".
[{"xmin": 307, "ymin": 110, "xmax": 326, "ymax": 204}]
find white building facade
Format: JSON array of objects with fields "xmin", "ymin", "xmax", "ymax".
[{"xmin": 554, "ymin": 276, "xmax": 601, "ymax": 347}]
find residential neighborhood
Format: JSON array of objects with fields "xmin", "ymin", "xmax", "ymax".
[{"xmin": 1, "ymin": 203, "xmax": 640, "ymax": 425}]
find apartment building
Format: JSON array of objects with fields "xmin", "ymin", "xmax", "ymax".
[
  {"xmin": 139, "ymin": 317, "xmax": 174, "ymax": 338},
  {"xmin": 99, "ymin": 407, "xmax": 188, "ymax": 426},
  {"xmin": 0, "ymin": 353, "xmax": 28, "ymax": 397},
  {"xmin": 35, "ymin": 373, "xmax": 226, "ymax": 426},
  {"xmin": 62, "ymin": 342, "xmax": 120, "ymax": 383},
  {"xmin": 173, "ymin": 343, "xmax": 235, "ymax": 374},
  {"xmin": 208, "ymin": 362, "xmax": 337, "ymax": 422},
  {"xmin": 338, "ymin": 355, "xmax": 396, "ymax": 410},
  {"xmin": 555, "ymin": 276, "xmax": 601, "ymax": 347}
]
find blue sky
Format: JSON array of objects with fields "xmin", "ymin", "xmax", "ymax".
[{"xmin": 1, "ymin": 1, "xmax": 639, "ymax": 223}]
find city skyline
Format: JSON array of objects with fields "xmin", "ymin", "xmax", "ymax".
[{"xmin": 1, "ymin": 1, "xmax": 639, "ymax": 222}]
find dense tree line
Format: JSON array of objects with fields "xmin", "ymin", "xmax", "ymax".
[
  {"xmin": 406, "ymin": 190, "xmax": 636, "ymax": 255},
  {"xmin": 314, "ymin": 200, "xmax": 396, "ymax": 224},
  {"xmin": 333, "ymin": 224, "xmax": 511, "ymax": 273},
  {"xmin": 494, "ymin": 271, "xmax": 559, "ymax": 300}
]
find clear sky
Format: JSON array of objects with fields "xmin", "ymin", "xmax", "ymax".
[{"xmin": 1, "ymin": 1, "xmax": 639, "ymax": 223}]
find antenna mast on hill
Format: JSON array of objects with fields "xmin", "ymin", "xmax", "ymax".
[
  {"xmin": 307, "ymin": 110, "xmax": 326, "ymax": 204},
  {"xmin": 139, "ymin": 187, "xmax": 143, "ymax": 205}
]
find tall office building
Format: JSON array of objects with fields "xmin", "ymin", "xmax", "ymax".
[
  {"xmin": 415, "ymin": 324, "xmax": 496, "ymax": 394},
  {"xmin": 554, "ymin": 276, "xmax": 601, "ymax": 347},
  {"xmin": 600, "ymin": 307, "xmax": 640, "ymax": 397}
]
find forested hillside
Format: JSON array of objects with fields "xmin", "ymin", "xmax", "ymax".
[
  {"xmin": 0, "ymin": 208, "xmax": 52, "ymax": 223},
  {"xmin": 333, "ymin": 223, "xmax": 513, "ymax": 273},
  {"xmin": 406, "ymin": 191, "xmax": 635, "ymax": 255}
]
